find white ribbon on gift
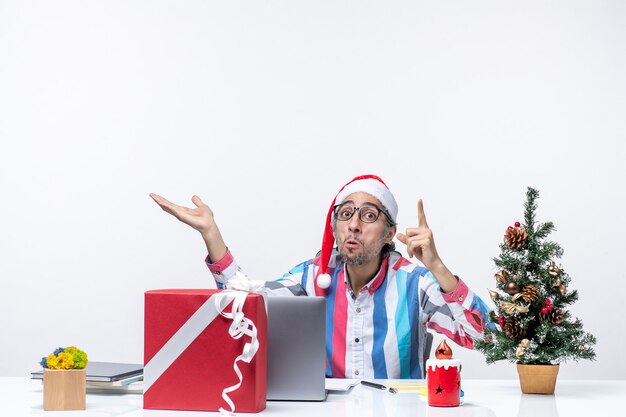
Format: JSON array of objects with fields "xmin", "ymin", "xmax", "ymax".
[
  {"xmin": 143, "ymin": 271, "xmax": 266, "ymax": 415},
  {"xmin": 213, "ymin": 272, "xmax": 267, "ymax": 415}
]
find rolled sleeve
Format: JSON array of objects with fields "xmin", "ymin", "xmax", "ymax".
[
  {"xmin": 441, "ymin": 276, "xmax": 470, "ymax": 305},
  {"xmin": 205, "ymin": 249, "xmax": 238, "ymax": 284}
]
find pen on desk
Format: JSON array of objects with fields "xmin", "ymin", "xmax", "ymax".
[{"xmin": 360, "ymin": 380, "xmax": 398, "ymax": 393}]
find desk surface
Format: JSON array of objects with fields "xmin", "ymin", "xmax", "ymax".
[{"xmin": 1, "ymin": 378, "xmax": 623, "ymax": 417}]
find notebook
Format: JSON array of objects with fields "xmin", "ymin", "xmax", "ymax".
[
  {"xmin": 31, "ymin": 361, "xmax": 143, "ymax": 383},
  {"xmin": 266, "ymin": 296, "xmax": 327, "ymax": 401}
]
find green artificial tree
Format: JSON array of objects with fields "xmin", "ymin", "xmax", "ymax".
[{"xmin": 475, "ymin": 187, "xmax": 596, "ymax": 366}]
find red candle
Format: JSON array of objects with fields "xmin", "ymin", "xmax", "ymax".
[{"xmin": 427, "ymin": 340, "xmax": 461, "ymax": 407}]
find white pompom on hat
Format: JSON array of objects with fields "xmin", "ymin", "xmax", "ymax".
[{"xmin": 314, "ymin": 175, "xmax": 398, "ymax": 296}]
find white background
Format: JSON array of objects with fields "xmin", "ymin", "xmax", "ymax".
[{"xmin": 1, "ymin": 1, "xmax": 624, "ymax": 379}]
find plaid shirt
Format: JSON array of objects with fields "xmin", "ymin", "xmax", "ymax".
[{"xmin": 207, "ymin": 249, "xmax": 491, "ymax": 379}]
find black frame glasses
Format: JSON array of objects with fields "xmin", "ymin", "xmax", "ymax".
[{"xmin": 333, "ymin": 202, "xmax": 391, "ymax": 224}]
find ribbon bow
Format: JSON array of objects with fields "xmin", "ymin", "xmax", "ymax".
[{"xmin": 213, "ymin": 271, "xmax": 267, "ymax": 415}]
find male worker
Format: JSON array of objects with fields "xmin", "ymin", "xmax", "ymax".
[{"xmin": 150, "ymin": 174, "xmax": 491, "ymax": 379}]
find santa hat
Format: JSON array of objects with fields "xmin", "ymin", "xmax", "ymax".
[{"xmin": 314, "ymin": 175, "xmax": 398, "ymax": 295}]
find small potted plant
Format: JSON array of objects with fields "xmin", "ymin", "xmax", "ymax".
[
  {"xmin": 40, "ymin": 346, "xmax": 88, "ymax": 410},
  {"xmin": 475, "ymin": 188, "xmax": 596, "ymax": 394}
]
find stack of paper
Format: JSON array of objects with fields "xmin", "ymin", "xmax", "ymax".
[{"xmin": 325, "ymin": 378, "xmax": 360, "ymax": 392}]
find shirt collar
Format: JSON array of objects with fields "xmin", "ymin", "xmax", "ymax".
[{"xmin": 342, "ymin": 254, "xmax": 390, "ymax": 296}]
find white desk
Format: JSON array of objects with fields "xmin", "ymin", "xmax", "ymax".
[{"xmin": 1, "ymin": 378, "xmax": 623, "ymax": 417}]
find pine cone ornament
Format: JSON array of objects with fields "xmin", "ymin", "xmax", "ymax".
[
  {"xmin": 504, "ymin": 317, "xmax": 527, "ymax": 338},
  {"xmin": 520, "ymin": 285, "xmax": 539, "ymax": 303},
  {"xmin": 540, "ymin": 308, "xmax": 564, "ymax": 325},
  {"xmin": 504, "ymin": 226, "xmax": 527, "ymax": 250}
]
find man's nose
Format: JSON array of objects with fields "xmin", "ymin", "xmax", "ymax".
[{"xmin": 347, "ymin": 213, "xmax": 362, "ymax": 232}]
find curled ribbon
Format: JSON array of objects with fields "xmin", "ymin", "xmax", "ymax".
[{"xmin": 213, "ymin": 271, "xmax": 266, "ymax": 415}]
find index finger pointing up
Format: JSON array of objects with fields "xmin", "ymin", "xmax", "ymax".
[{"xmin": 418, "ymin": 199, "xmax": 429, "ymax": 228}]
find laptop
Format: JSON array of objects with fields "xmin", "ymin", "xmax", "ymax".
[{"xmin": 266, "ymin": 296, "xmax": 327, "ymax": 401}]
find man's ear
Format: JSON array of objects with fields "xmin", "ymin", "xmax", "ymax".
[{"xmin": 386, "ymin": 225, "xmax": 397, "ymax": 243}]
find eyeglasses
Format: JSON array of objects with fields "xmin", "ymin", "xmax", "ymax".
[{"xmin": 333, "ymin": 203, "xmax": 391, "ymax": 224}]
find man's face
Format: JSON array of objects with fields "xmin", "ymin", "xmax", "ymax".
[{"xmin": 333, "ymin": 192, "xmax": 395, "ymax": 266}]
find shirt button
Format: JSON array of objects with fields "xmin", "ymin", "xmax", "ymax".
[
  {"xmin": 356, "ymin": 308, "xmax": 361, "ymax": 313},
  {"xmin": 354, "ymin": 370, "xmax": 359, "ymax": 376},
  {"xmin": 215, "ymin": 271, "xmax": 222, "ymax": 275},
  {"xmin": 458, "ymin": 296, "xmax": 463, "ymax": 302},
  {"xmin": 355, "ymin": 338, "xmax": 360, "ymax": 343}
]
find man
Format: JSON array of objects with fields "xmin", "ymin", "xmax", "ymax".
[{"xmin": 150, "ymin": 174, "xmax": 491, "ymax": 379}]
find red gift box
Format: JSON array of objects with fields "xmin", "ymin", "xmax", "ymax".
[{"xmin": 144, "ymin": 289, "xmax": 267, "ymax": 412}]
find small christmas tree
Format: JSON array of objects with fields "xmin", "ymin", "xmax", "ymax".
[{"xmin": 475, "ymin": 187, "xmax": 596, "ymax": 365}]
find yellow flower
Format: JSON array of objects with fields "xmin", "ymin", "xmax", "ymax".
[
  {"xmin": 56, "ymin": 352, "xmax": 75, "ymax": 369},
  {"xmin": 46, "ymin": 354, "xmax": 59, "ymax": 369}
]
